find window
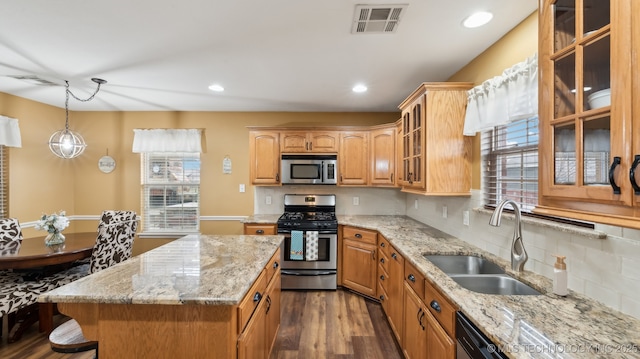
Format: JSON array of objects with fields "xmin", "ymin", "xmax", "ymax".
[
  {"xmin": 482, "ymin": 117, "xmax": 539, "ymax": 212},
  {"xmin": 141, "ymin": 152, "xmax": 200, "ymax": 233},
  {"xmin": 0, "ymin": 146, "xmax": 7, "ymax": 218}
]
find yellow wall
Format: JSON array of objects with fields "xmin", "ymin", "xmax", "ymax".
[
  {"xmin": 448, "ymin": 11, "xmax": 538, "ymax": 189},
  {"xmin": 1, "ymin": 91, "xmax": 396, "ymax": 238}
]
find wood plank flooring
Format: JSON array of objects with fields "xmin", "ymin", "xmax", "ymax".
[{"xmin": 0, "ymin": 289, "xmax": 403, "ymax": 359}]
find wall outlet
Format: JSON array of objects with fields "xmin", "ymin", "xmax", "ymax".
[
  {"xmin": 239, "ymin": 184, "xmax": 245, "ymax": 193},
  {"xmin": 353, "ymin": 196, "xmax": 360, "ymax": 206},
  {"xmin": 414, "ymin": 199, "xmax": 419, "ymax": 209},
  {"xmin": 463, "ymin": 210, "xmax": 470, "ymax": 226},
  {"xmin": 266, "ymin": 195, "xmax": 272, "ymax": 205},
  {"xmin": 442, "ymin": 205, "xmax": 448, "ymax": 218}
]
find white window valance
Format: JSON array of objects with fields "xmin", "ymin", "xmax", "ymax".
[
  {"xmin": 0, "ymin": 116, "xmax": 22, "ymax": 148},
  {"xmin": 463, "ymin": 53, "xmax": 538, "ymax": 135},
  {"xmin": 132, "ymin": 129, "xmax": 204, "ymax": 153}
]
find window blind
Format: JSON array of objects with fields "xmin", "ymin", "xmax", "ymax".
[
  {"xmin": 482, "ymin": 117, "xmax": 539, "ymax": 212},
  {"xmin": 0, "ymin": 146, "xmax": 7, "ymax": 218}
]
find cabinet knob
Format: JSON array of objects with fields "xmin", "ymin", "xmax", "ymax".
[
  {"xmin": 355, "ymin": 233, "xmax": 362, "ymax": 238},
  {"xmin": 380, "ymin": 258, "xmax": 385, "ymax": 264},
  {"xmin": 407, "ymin": 274, "xmax": 416, "ymax": 282},
  {"xmin": 380, "ymin": 295, "xmax": 385, "ymax": 301},
  {"xmin": 380, "ymin": 275, "xmax": 385, "ymax": 281},
  {"xmin": 256, "ymin": 229, "xmax": 264, "ymax": 234},
  {"xmin": 253, "ymin": 292, "xmax": 262, "ymax": 302},
  {"xmin": 391, "ymin": 253, "xmax": 397, "ymax": 260},
  {"xmin": 273, "ymin": 261, "xmax": 279, "ymax": 269},
  {"xmin": 380, "ymin": 242, "xmax": 385, "ymax": 247},
  {"xmin": 430, "ymin": 300, "xmax": 441, "ymax": 313}
]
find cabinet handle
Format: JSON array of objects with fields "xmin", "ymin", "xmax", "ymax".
[
  {"xmin": 430, "ymin": 300, "xmax": 441, "ymax": 313},
  {"xmin": 417, "ymin": 308, "xmax": 425, "ymax": 330},
  {"xmin": 273, "ymin": 261, "xmax": 279, "ymax": 269},
  {"xmin": 253, "ymin": 291, "xmax": 262, "ymax": 303},
  {"xmin": 390, "ymin": 173, "xmax": 394, "ymax": 182},
  {"xmin": 407, "ymin": 274, "xmax": 416, "ymax": 282},
  {"xmin": 256, "ymin": 229, "xmax": 264, "ymax": 234},
  {"xmin": 380, "ymin": 242, "xmax": 385, "ymax": 248},
  {"xmin": 276, "ymin": 173, "xmax": 279, "ymax": 182},
  {"xmin": 371, "ymin": 251, "xmax": 376, "ymax": 261},
  {"xmin": 341, "ymin": 175, "xmax": 343, "ymax": 182},
  {"xmin": 609, "ymin": 156, "xmax": 621, "ymax": 194},
  {"xmin": 309, "ymin": 142, "xmax": 313, "ymax": 151},
  {"xmin": 380, "ymin": 275, "xmax": 385, "ymax": 281},
  {"xmin": 380, "ymin": 257, "xmax": 385, "ymax": 264},
  {"xmin": 630, "ymin": 155, "xmax": 640, "ymax": 195},
  {"xmin": 266, "ymin": 296, "xmax": 272, "ymax": 313},
  {"xmin": 391, "ymin": 252, "xmax": 397, "ymax": 260}
]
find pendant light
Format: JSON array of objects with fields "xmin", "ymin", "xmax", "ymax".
[{"xmin": 48, "ymin": 78, "xmax": 107, "ymax": 159}]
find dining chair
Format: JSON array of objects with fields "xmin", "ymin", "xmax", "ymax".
[
  {"xmin": 48, "ymin": 213, "xmax": 138, "ymax": 357},
  {"xmin": 0, "ymin": 217, "xmax": 23, "ymax": 255}
]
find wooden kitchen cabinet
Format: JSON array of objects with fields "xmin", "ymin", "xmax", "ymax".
[
  {"xmin": 281, "ymin": 131, "xmax": 338, "ymax": 153},
  {"xmin": 339, "ymin": 131, "xmax": 369, "ymax": 186},
  {"xmin": 249, "ymin": 131, "xmax": 281, "ymax": 185},
  {"xmin": 397, "ymin": 82, "xmax": 473, "ymax": 195},
  {"xmin": 402, "ymin": 281, "xmax": 427, "ymax": 359},
  {"xmin": 535, "ymin": 0, "xmax": 640, "ymax": 229},
  {"xmin": 370, "ymin": 124, "xmax": 396, "ymax": 187},
  {"xmin": 243, "ymin": 224, "xmax": 277, "ymax": 236},
  {"xmin": 341, "ymin": 226, "xmax": 377, "ymax": 297}
]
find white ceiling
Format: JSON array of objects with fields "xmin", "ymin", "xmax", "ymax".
[{"xmin": 0, "ymin": 0, "xmax": 536, "ymax": 112}]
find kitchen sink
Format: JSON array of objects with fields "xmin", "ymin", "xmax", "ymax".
[
  {"xmin": 450, "ymin": 274, "xmax": 541, "ymax": 296},
  {"xmin": 423, "ymin": 255, "xmax": 505, "ymax": 275}
]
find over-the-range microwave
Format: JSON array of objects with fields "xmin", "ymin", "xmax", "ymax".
[{"xmin": 281, "ymin": 154, "xmax": 337, "ymax": 185}]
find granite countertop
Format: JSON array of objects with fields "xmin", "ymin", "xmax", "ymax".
[
  {"xmin": 242, "ymin": 214, "xmax": 281, "ymax": 224},
  {"xmin": 336, "ymin": 215, "xmax": 640, "ymax": 359},
  {"xmin": 39, "ymin": 234, "xmax": 283, "ymax": 306}
]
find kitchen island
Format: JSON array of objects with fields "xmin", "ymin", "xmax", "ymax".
[{"xmin": 39, "ymin": 234, "xmax": 283, "ymax": 359}]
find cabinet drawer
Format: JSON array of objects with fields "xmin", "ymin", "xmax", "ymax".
[
  {"xmin": 266, "ymin": 248, "xmax": 281, "ymax": 283},
  {"xmin": 378, "ymin": 249, "xmax": 390, "ymax": 274},
  {"xmin": 378, "ymin": 262, "xmax": 389, "ymax": 293},
  {"xmin": 244, "ymin": 224, "xmax": 276, "ymax": 235},
  {"xmin": 343, "ymin": 226, "xmax": 377, "ymax": 244},
  {"xmin": 238, "ymin": 269, "xmax": 267, "ymax": 334},
  {"xmin": 425, "ymin": 278, "xmax": 457, "ymax": 338},
  {"xmin": 404, "ymin": 260, "xmax": 425, "ymax": 301},
  {"xmin": 378, "ymin": 235, "xmax": 391, "ymax": 257}
]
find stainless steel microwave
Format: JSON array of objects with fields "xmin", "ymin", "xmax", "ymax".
[{"xmin": 281, "ymin": 154, "xmax": 337, "ymax": 185}]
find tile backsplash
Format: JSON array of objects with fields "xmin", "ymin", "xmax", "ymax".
[{"xmin": 253, "ymin": 186, "xmax": 640, "ymax": 319}]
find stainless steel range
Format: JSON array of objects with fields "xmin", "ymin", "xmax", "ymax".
[{"xmin": 277, "ymin": 194, "xmax": 337, "ymax": 290}]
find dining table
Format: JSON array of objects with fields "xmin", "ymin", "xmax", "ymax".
[{"xmin": 0, "ymin": 232, "xmax": 96, "ymax": 341}]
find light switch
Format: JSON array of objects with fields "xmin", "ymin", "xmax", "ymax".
[{"xmin": 239, "ymin": 184, "xmax": 245, "ymax": 193}]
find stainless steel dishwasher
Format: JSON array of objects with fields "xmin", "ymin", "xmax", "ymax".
[{"xmin": 456, "ymin": 312, "xmax": 508, "ymax": 359}]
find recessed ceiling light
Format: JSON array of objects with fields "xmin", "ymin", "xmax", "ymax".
[
  {"xmin": 352, "ymin": 84, "xmax": 368, "ymax": 93},
  {"xmin": 463, "ymin": 11, "xmax": 493, "ymax": 28},
  {"xmin": 208, "ymin": 84, "xmax": 224, "ymax": 92}
]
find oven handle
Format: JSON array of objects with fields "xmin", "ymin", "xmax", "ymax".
[
  {"xmin": 278, "ymin": 230, "xmax": 338, "ymax": 235},
  {"xmin": 281, "ymin": 270, "xmax": 336, "ymax": 276}
]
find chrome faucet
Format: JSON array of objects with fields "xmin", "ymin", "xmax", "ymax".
[{"xmin": 489, "ymin": 199, "xmax": 528, "ymax": 272}]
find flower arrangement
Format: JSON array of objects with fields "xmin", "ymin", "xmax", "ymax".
[{"xmin": 35, "ymin": 210, "xmax": 69, "ymax": 242}]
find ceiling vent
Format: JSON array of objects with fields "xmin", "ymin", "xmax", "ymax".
[
  {"xmin": 7, "ymin": 75, "xmax": 60, "ymax": 86},
  {"xmin": 351, "ymin": 4, "xmax": 408, "ymax": 34}
]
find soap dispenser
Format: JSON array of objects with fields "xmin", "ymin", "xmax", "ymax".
[{"xmin": 552, "ymin": 255, "xmax": 568, "ymax": 296}]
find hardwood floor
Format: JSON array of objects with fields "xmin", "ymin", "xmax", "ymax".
[{"xmin": 0, "ymin": 289, "xmax": 402, "ymax": 359}]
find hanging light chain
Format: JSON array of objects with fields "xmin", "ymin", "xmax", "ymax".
[{"xmin": 64, "ymin": 79, "xmax": 105, "ymax": 131}]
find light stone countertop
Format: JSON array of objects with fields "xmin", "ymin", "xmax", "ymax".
[
  {"xmin": 335, "ymin": 215, "xmax": 640, "ymax": 359},
  {"xmin": 39, "ymin": 234, "xmax": 283, "ymax": 306},
  {"xmin": 242, "ymin": 214, "xmax": 281, "ymax": 224}
]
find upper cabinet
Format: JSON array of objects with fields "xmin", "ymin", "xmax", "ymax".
[
  {"xmin": 281, "ymin": 131, "xmax": 338, "ymax": 153},
  {"xmin": 339, "ymin": 131, "xmax": 369, "ymax": 186},
  {"xmin": 397, "ymin": 82, "xmax": 474, "ymax": 196},
  {"xmin": 537, "ymin": 0, "xmax": 640, "ymax": 228},
  {"xmin": 370, "ymin": 124, "xmax": 397, "ymax": 187},
  {"xmin": 250, "ymin": 131, "xmax": 281, "ymax": 185}
]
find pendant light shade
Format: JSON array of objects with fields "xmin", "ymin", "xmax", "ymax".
[{"xmin": 49, "ymin": 78, "xmax": 106, "ymax": 159}]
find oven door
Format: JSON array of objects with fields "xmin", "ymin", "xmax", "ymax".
[{"xmin": 280, "ymin": 232, "xmax": 337, "ymax": 270}]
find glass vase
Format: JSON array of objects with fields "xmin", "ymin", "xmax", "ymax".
[{"xmin": 45, "ymin": 232, "xmax": 66, "ymax": 246}]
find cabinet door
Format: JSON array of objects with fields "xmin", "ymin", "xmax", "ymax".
[
  {"xmin": 339, "ymin": 131, "xmax": 369, "ymax": 185},
  {"xmin": 309, "ymin": 131, "xmax": 338, "ymax": 152},
  {"xmin": 538, "ymin": 0, "xmax": 636, "ymax": 218},
  {"xmin": 342, "ymin": 238, "xmax": 377, "ymax": 297},
  {"xmin": 399, "ymin": 95, "xmax": 426, "ymax": 190},
  {"xmin": 280, "ymin": 132, "xmax": 308, "ymax": 152},
  {"xmin": 370, "ymin": 126, "xmax": 396, "ymax": 186},
  {"xmin": 265, "ymin": 270, "xmax": 281, "ymax": 357},
  {"xmin": 426, "ymin": 311, "xmax": 455, "ymax": 359},
  {"xmin": 238, "ymin": 299, "xmax": 267, "ymax": 359},
  {"xmin": 402, "ymin": 282, "xmax": 427, "ymax": 359},
  {"xmin": 250, "ymin": 131, "xmax": 280, "ymax": 185},
  {"xmin": 387, "ymin": 246, "xmax": 404, "ymax": 344}
]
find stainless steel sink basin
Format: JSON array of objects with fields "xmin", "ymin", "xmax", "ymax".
[
  {"xmin": 450, "ymin": 275, "xmax": 541, "ymax": 296},
  {"xmin": 424, "ymin": 255, "xmax": 505, "ymax": 275}
]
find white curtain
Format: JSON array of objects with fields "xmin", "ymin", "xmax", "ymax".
[
  {"xmin": 0, "ymin": 116, "xmax": 22, "ymax": 147},
  {"xmin": 132, "ymin": 129, "xmax": 203, "ymax": 153},
  {"xmin": 463, "ymin": 54, "xmax": 538, "ymax": 135}
]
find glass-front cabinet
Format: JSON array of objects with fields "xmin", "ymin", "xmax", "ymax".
[{"xmin": 537, "ymin": 0, "xmax": 640, "ymax": 227}]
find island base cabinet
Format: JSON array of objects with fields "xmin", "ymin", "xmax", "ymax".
[{"xmin": 238, "ymin": 300, "xmax": 267, "ymax": 359}]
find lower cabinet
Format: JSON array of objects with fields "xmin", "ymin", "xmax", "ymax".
[
  {"xmin": 237, "ymin": 248, "xmax": 281, "ymax": 359},
  {"xmin": 403, "ymin": 281, "xmax": 427, "ymax": 359},
  {"xmin": 341, "ymin": 226, "xmax": 378, "ymax": 297}
]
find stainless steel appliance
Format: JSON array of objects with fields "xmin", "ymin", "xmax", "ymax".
[
  {"xmin": 456, "ymin": 312, "xmax": 508, "ymax": 359},
  {"xmin": 277, "ymin": 194, "xmax": 337, "ymax": 290},
  {"xmin": 281, "ymin": 154, "xmax": 337, "ymax": 185}
]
